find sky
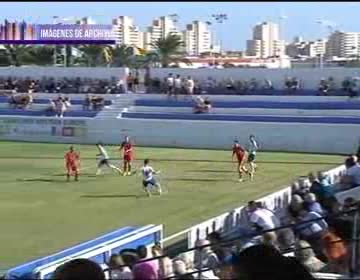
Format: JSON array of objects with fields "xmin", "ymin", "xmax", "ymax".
[{"xmin": 1, "ymin": 1, "xmax": 360, "ymax": 50}]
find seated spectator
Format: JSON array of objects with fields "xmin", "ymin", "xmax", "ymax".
[
  {"xmin": 263, "ymin": 79, "xmax": 274, "ymax": 90},
  {"xmin": 106, "ymin": 254, "xmax": 133, "ymax": 280},
  {"xmin": 46, "ymin": 99, "xmax": 56, "ymax": 114},
  {"xmin": 291, "ymin": 181, "xmax": 308, "ymax": 197},
  {"xmin": 53, "ymin": 258, "xmax": 106, "ymax": 280},
  {"xmin": 340, "ymin": 155, "xmax": 360, "ymax": 190},
  {"xmin": 173, "ymin": 252, "xmax": 195, "ymax": 275},
  {"xmin": 342, "ymin": 77, "xmax": 352, "ymax": 92},
  {"xmin": 159, "ymin": 257, "xmax": 174, "ymax": 279},
  {"xmin": 303, "ymin": 193, "xmax": 324, "ymax": 214},
  {"xmin": 233, "ymin": 244, "xmax": 315, "ymax": 280},
  {"xmin": 193, "ymin": 239, "xmax": 220, "ymax": 275},
  {"xmin": 294, "ymin": 240, "xmax": 326, "ymax": 273},
  {"xmin": 249, "ymin": 78, "xmax": 258, "ymax": 91},
  {"xmin": 277, "ymin": 228, "xmax": 295, "ymax": 252},
  {"xmin": 84, "ymin": 94, "xmax": 92, "ymax": 110},
  {"xmin": 247, "ymin": 200, "xmax": 280, "ymax": 232},
  {"xmin": 261, "ymin": 231, "xmax": 278, "ymax": 249},
  {"xmin": 291, "ymin": 77, "xmax": 300, "ymax": 91},
  {"xmin": 173, "ymin": 259, "xmax": 195, "ymax": 279},
  {"xmin": 193, "ymin": 96, "xmax": 212, "ymax": 114},
  {"xmin": 321, "ymin": 229, "xmax": 348, "ymax": 273},
  {"xmin": 287, "ymin": 194, "xmax": 304, "ymax": 220},
  {"xmin": 295, "ymin": 209, "xmax": 328, "ymax": 258},
  {"xmin": 8, "ymin": 92, "xmax": 32, "ymax": 109},
  {"xmin": 318, "ymin": 78, "xmax": 330, "ymax": 96},
  {"xmin": 91, "ymin": 96, "xmax": 105, "ymax": 111},
  {"xmin": 207, "ymin": 231, "xmax": 233, "ymax": 265},
  {"xmin": 285, "ymin": 77, "xmax": 292, "ymax": 90},
  {"xmin": 132, "ymin": 245, "xmax": 158, "ymax": 280}
]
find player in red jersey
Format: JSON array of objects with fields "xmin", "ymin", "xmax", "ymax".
[
  {"xmin": 64, "ymin": 145, "xmax": 80, "ymax": 182},
  {"xmin": 232, "ymin": 140, "xmax": 249, "ymax": 182},
  {"xmin": 119, "ymin": 136, "xmax": 134, "ymax": 176}
]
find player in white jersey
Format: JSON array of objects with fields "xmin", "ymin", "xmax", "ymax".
[
  {"xmin": 247, "ymin": 135, "xmax": 259, "ymax": 181},
  {"xmin": 141, "ymin": 159, "xmax": 162, "ymax": 197},
  {"xmin": 95, "ymin": 142, "xmax": 122, "ymax": 175}
]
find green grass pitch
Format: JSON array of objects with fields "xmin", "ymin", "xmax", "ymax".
[{"xmin": 0, "ymin": 141, "xmax": 343, "ymax": 269}]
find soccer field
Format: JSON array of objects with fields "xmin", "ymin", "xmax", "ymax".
[{"xmin": 0, "ymin": 141, "xmax": 343, "ymax": 269}]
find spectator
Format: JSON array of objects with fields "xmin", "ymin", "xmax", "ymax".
[
  {"xmin": 55, "ymin": 97, "xmax": 66, "ymax": 118},
  {"xmin": 107, "ymin": 254, "xmax": 133, "ymax": 280},
  {"xmin": 132, "ymin": 245, "xmax": 158, "ymax": 280},
  {"xmin": 233, "ymin": 244, "xmax": 315, "ymax": 280},
  {"xmin": 173, "ymin": 259, "xmax": 194, "ymax": 279},
  {"xmin": 318, "ymin": 78, "xmax": 330, "ymax": 96},
  {"xmin": 193, "ymin": 96, "xmax": 212, "ymax": 114},
  {"xmin": 133, "ymin": 70, "xmax": 140, "ymax": 93},
  {"xmin": 287, "ymin": 194, "xmax": 304, "ymax": 219},
  {"xmin": 321, "ymin": 229, "xmax": 348, "ymax": 273},
  {"xmin": 207, "ymin": 231, "xmax": 229, "ymax": 264},
  {"xmin": 126, "ymin": 72, "xmax": 134, "ymax": 92},
  {"xmin": 247, "ymin": 200, "xmax": 280, "ymax": 232},
  {"xmin": 166, "ymin": 73, "xmax": 175, "ymax": 97},
  {"xmin": 277, "ymin": 228, "xmax": 295, "ymax": 252},
  {"xmin": 261, "ymin": 231, "xmax": 278, "ymax": 249},
  {"xmin": 53, "ymin": 258, "xmax": 106, "ymax": 280},
  {"xmin": 159, "ymin": 257, "xmax": 174, "ymax": 279},
  {"xmin": 263, "ymin": 79, "xmax": 274, "ymax": 90},
  {"xmin": 193, "ymin": 239, "xmax": 220, "ymax": 275},
  {"xmin": 340, "ymin": 155, "xmax": 360, "ymax": 190},
  {"xmin": 185, "ymin": 76, "xmax": 195, "ymax": 96},
  {"xmin": 295, "ymin": 209, "xmax": 328, "ymax": 258},
  {"xmin": 304, "ymin": 193, "xmax": 324, "ymax": 214},
  {"xmin": 294, "ymin": 240, "xmax": 326, "ymax": 273},
  {"xmin": 174, "ymin": 74, "xmax": 182, "ymax": 99}
]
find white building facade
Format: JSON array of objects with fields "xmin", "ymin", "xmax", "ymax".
[
  {"xmin": 246, "ymin": 22, "xmax": 285, "ymax": 58},
  {"xmin": 326, "ymin": 31, "xmax": 360, "ymax": 58},
  {"xmin": 112, "ymin": 16, "xmax": 144, "ymax": 48},
  {"xmin": 183, "ymin": 21, "xmax": 211, "ymax": 56}
]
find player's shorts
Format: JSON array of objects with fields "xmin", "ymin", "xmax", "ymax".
[
  {"xmin": 98, "ymin": 159, "xmax": 110, "ymax": 167},
  {"xmin": 124, "ymin": 155, "xmax": 132, "ymax": 162},
  {"xmin": 143, "ymin": 178, "xmax": 157, "ymax": 188},
  {"xmin": 248, "ymin": 153, "xmax": 256, "ymax": 163},
  {"xmin": 66, "ymin": 164, "xmax": 78, "ymax": 173}
]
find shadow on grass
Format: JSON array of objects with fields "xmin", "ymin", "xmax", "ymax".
[
  {"xmin": 17, "ymin": 178, "xmax": 66, "ymax": 183},
  {"xmin": 80, "ymin": 194, "xmax": 142, "ymax": 199},
  {"xmin": 167, "ymin": 178, "xmax": 234, "ymax": 182}
]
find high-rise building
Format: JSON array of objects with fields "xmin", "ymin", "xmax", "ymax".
[
  {"xmin": 183, "ymin": 21, "xmax": 211, "ymax": 56},
  {"xmin": 76, "ymin": 17, "xmax": 96, "ymax": 25},
  {"xmin": 246, "ymin": 22, "xmax": 285, "ymax": 58},
  {"xmin": 286, "ymin": 38, "xmax": 327, "ymax": 58},
  {"xmin": 144, "ymin": 16, "xmax": 181, "ymax": 51},
  {"xmin": 112, "ymin": 16, "xmax": 144, "ymax": 48},
  {"xmin": 326, "ymin": 31, "xmax": 360, "ymax": 58}
]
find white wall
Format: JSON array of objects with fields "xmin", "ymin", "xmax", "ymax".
[{"xmin": 150, "ymin": 67, "xmax": 360, "ymax": 90}]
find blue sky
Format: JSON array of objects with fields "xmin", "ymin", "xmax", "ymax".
[{"xmin": 1, "ymin": 2, "xmax": 360, "ymax": 50}]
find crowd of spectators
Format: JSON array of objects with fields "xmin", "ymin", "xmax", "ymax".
[
  {"xmin": 0, "ymin": 76, "xmax": 125, "ymax": 95},
  {"xmin": 145, "ymin": 74, "xmax": 360, "ymax": 97},
  {"xmin": 44, "ymin": 153, "xmax": 360, "ymax": 280}
]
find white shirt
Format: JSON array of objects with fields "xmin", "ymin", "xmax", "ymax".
[
  {"xmin": 142, "ymin": 165, "xmax": 155, "ymax": 181},
  {"xmin": 249, "ymin": 208, "xmax": 280, "ymax": 231},
  {"xmin": 186, "ymin": 79, "xmax": 194, "ymax": 89},
  {"xmin": 248, "ymin": 139, "xmax": 259, "ymax": 155},
  {"xmin": 166, "ymin": 77, "xmax": 174, "ymax": 86},
  {"xmin": 98, "ymin": 145, "xmax": 110, "ymax": 160},
  {"xmin": 174, "ymin": 78, "xmax": 182, "ymax": 88},
  {"xmin": 346, "ymin": 164, "xmax": 360, "ymax": 185}
]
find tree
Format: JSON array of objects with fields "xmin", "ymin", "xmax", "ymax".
[
  {"xmin": 149, "ymin": 34, "xmax": 191, "ymax": 68},
  {"xmin": 2, "ymin": 44, "xmax": 34, "ymax": 66},
  {"xmin": 109, "ymin": 45, "xmax": 135, "ymax": 67},
  {"xmin": 24, "ymin": 45, "xmax": 54, "ymax": 66},
  {"xmin": 76, "ymin": 45, "xmax": 112, "ymax": 67}
]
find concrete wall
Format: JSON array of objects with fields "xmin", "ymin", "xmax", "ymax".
[{"xmin": 150, "ymin": 67, "xmax": 360, "ymax": 90}]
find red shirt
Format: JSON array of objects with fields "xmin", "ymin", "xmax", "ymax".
[
  {"xmin": 232, "ymin": 144, "xmax": 245, "ymax": 161},
  {"xmin": 121, "ymin": 141, "xmax": 133, "ymax": 157},
  {"xmin": 65, "ymin": 151, "xmax": 79, "ymax": 166}
]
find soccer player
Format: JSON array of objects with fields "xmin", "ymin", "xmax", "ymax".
[
  {"xmin": 141, "ymin": 159, "xmax": 162, "ymax": 197},
  {"xmin": 119, "ymin": 136, "xmax": 134, "ymax": 176},
  {"xmin": 96, "ymin": 142, "xmax": 122, "ymax": 175},
  {"xmin": 64, "ymin": 146, "xmax": 80, "ymax": 182},
  {"xmin": 232, "ymin": 140, "xmax": 249, "ymax": 182},
  {"xmin": 247, "ymin": 134, "xmax": 259, "ymax": 181}
]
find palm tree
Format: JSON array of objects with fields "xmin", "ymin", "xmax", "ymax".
[
  {"xmin": 24, "ymin": 46, "xmax": 54, "ymax": 66},
  {"xmin": 2, "ymin": 45, "xmax": 34, "ymax": 66},
  {"xmin": 149, "ymin": 34, "xmax": 191, "ymax": 68},
  {"xmin": 109, "ymin": 45, "xmax": 135, "ymax": 67},
  {"xmin": 76, "ymin": 45, "xmax": 112, "ymax": 67}
]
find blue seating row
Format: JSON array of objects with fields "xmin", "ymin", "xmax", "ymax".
[
  {"xmin": 134, "ymin": 99, "xmax": 360, "ymax": 110},
  {"xmin": 0, "ymin": 108, "xmax": 98, "ymax": 117},
  {"xmin": 0, "ymin": 96, "xmax": 112, "ymax": 106},
  {"xmin": 203, "ymin": 88, "xmax": 347, "ymax": 96},
  {"xmin": 122, "ymin": 112, "xmax": 360, "ymax": 124}
]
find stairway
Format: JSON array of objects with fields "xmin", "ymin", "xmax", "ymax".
[{"xmin": 95, "ymin": 94, "xmax": 135, "ymax": 119}]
